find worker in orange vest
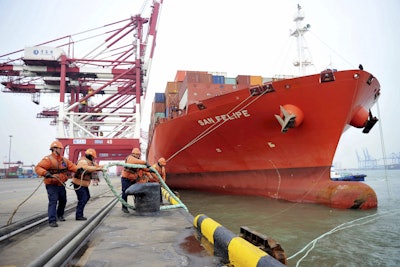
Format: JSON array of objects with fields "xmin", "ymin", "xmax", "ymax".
[
  {"xmin": 149, "ymin": 157, "xmax": 167, "ymax": 204},
  {"xmin": 72, "ymin": 148, "xmax": 103, "ymax": 221},
  {"xmin": 120, "ymin": 147, "xmax": 151, "ymax": 213},
  {"xmin": 35, "ymin": 140, "xmax": 79, "ymax": 227}
]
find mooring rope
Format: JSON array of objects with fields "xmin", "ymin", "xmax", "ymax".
[
  {"xmin": 101, "ymin": 162, "xmax": 188, "ymax": 212},
  {"xmin": 376, "ymin": 101, "xmax": 392, "ymax": 198},
  {"xmin": 287, "ymin": 210, "xmax": 400, "ymax": 266},
  {"xmin": 6, "ymin": 179, "xmax": 44, "ymax": 225}
]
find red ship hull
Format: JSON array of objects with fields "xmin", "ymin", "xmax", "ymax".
[{"xmin": 147, "ymin": 70, "xmax": 380, "ymax": 209}]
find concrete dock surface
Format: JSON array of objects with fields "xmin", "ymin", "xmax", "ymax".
[
  {"xmin": 73, "ymin": 206, "xmax": 221, "ymax": 267},
  {"xmin": 0, "ymin": 177, "xmax": 221, "ymax": 267}
]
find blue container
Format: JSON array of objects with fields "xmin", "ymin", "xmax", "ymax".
[
  {"xmin": 212, "ymin": 75, "xmax": 225, "ymax": 84},
  {"xmin": 154, "ymin": 92, "xmax": 165, "ymax": 103}
]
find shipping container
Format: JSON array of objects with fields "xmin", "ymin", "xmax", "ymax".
[
  {"xmin": 166, "ymin": 92, "xmax": 179, "ymax": 106},
  {"xmin": 225, "ymin": 77, "xmax": 237, "ymax": 84},
  {"xmin": 165, "ymin": 81, "xmax": 182, "ymax": 94},
  {"xmin": 185, "ymin": 71, "xmax": 212, "ymax": 83},
  {"xmin": 153, "ymin": 112, "xmax": 166, "ymax": 121},
  {"xmin": 212, "ymin": 75, "xmax": 225, "ymax": 84},
  {"xmin": 236, "ymin": 75, "xmax": 250, "ymax": 85},
  {"xmin": 152, "ymin": 101, "xmax": 166, "ymax": 113},
  {"xmin": 250, "ymin": 75, "xmax": 263, "ymax": 85},
  {"xmin": 174, "ymin": 70, "xmax": 186, "ymax": 82},
  {"xmin": 262, "ymin": 77, "xmax": 273, "ymax": 83},
  {"xmin": 180, "ymin": 83, "xmax": 239, "ymax": 108},
  {"xmin": 154, "ymin": 92, "xmax": 165, "ymax": 103}
]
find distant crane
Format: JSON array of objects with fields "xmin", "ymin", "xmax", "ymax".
[
  {"xmin": 0, "ymin": 1, "xmax": 164, "ymax": 163},
  {"xmin": 356, "ymin": 148, "xmax": 378, "ymax": 169},
  {"xmin": 357, "ymin": 149, "xmax": 400, "ymax": 169}
]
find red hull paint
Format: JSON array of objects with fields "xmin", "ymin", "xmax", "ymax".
[{"xmin": 147, "ymin": 70, "xmax": 380, "ymax": 209}]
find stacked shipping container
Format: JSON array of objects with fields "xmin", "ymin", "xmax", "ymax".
[{"xmin": 147, "ymin": 70, "xmax": 270, "ymax": 141}]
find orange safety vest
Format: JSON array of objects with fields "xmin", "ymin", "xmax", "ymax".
[
  {"xmin": 44, "ymin": 155, "xmax": 69, "ymax": 186},
  {"xmin": 72, "ymin": 157, "xmax": 95, "ymax": 187},
  {"xmin": 121, "ymin": 154, "xmax": 147, "ymax": 182}
]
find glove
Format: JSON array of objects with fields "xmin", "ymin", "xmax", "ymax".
[
  {"xmin": 44, "ymin": 171, "xmax": 54, "ymax": 178},
  {"xmin": 77, "ymin": 167, "xmax": 84, "ymax": 173}
]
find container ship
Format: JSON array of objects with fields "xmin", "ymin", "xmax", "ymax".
[{"xmin": 146, "ymin": 6, "xmax": 381, "ymax": 209}]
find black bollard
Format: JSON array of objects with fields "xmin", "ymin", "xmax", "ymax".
[{"xmin": 125, "ymin": 183, "xmax": 160, "ymax": 215}]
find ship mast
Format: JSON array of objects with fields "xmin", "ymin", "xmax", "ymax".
[{"xmin": 290, "ymin": 4, "xmax": 312, "ymax": 76}]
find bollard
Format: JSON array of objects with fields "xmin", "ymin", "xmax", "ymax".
[{"xmin": 125, "ymin": 183, "xmax": 160, "ymax": 215}]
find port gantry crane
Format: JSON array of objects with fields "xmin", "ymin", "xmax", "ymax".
[{"xmin": 0, "ymin": 0, "xmax": 163, "ymax": 163}]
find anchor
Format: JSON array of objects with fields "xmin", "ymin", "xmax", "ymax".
[
  {"xmin": 274, "ymin": 105, "xmax": 296, "ymax": 133},
  {"xmin": 362, "ymin": 109, "xmax": 378, "ymax": 134}
]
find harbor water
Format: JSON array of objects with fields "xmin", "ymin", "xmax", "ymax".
[{"xmin": 178, "ymin": 169, "xmax": 400, "ymax": 267}]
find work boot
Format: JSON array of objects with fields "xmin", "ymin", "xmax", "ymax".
[
  {"xmin": 49, "ymin": 222, "xmax": 58, "ymax": 227},
  {"xmin": 122, "ymin": 207, "xmax": 129, "ymax": 213},
  {"xmin": 76, "ymin": 216, "xmax": 87, "ymax": 221},
  {"xmin": 58, "ymin": 216, "xmax": 65, "ymax": 221}
]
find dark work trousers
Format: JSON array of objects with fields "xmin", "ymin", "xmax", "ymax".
[
  {"xmin": 73, "ymin": 183, "xmax": 90, "ymax": 218},
  {"xmin": 46, "ymin": 184, "xmax": 67, "ymax": 223},
  {"xmin": 121, "ymin": 177, "xmax": 135, "ymax": 208}
]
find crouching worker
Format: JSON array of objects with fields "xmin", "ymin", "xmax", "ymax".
[
  {"xmin": 120, "ymin": 147, "xmax": 151, "ymax": 213},
  {"xmin": 149, "ymin": 157, "xmax": 167, "ymax": 204},
  {"xmin": 72, "ymin": 148, "xmax": 103, "ymax": 221},
  {"xmin": 35, "ymin": 140, "xmax": 79, "ymax": 227}
]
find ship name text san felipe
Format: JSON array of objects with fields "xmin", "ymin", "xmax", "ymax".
[{"xmin": 197, "ymin": 110, "xmax": 250, "ymax": 126}]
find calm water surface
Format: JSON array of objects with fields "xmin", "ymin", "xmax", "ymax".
[{"xmin": 178, "ymin": 169, "xmax": 400, "ymax": 267}]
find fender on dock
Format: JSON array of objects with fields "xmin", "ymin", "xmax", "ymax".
[{"xmin": 193, "ymin": 214, "xmax": 286, "ymax": 267}]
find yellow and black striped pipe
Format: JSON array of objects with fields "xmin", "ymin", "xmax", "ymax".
[
  {"xmin": 194, "ymin": 214, "xmax": 286, "ymax": 267},
  {"xmin": 161, "ymin": 187, "xmax": 179, "ymax": 205}
]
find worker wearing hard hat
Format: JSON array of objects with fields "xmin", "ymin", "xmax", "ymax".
[
  {"xmin": 120, "ymin": 147, "xmax": 151, "ymax": 213},
  {"xmin": 149, "ymin": 157, "xmax": 167, "ymax": 204},
  {"xmin": 72, "ymin": 148, "xmax": 104, "ymax": 221},
  {"xmin": 35, "ymin": 140, "xmax": 79, "ymax": 227}
]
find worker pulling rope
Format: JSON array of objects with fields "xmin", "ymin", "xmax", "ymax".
[
  {"xmin": 101, "ymin": 162, "xmax": 188, "ymax": 212},
  {"xmin": 6, "ymin": 163, "xmax": 187, "ymax": 225}
]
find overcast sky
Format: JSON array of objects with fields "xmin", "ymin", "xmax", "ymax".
[{"xmin": 0, "ymin": 0, "xmax": 399, "ymax": 169}]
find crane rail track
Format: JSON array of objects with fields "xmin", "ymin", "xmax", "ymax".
[
  {"xmin": 0, "ymin": 188, "xmax": 119, "ymax": 267},
  {"xmin": 0, "ymin": 189, "xmax": 115, "ymax": 242}
]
